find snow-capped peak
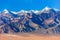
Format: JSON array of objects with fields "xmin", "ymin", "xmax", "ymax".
[
  {"xmin": 44, "ymin": 7, "xmax": 51, "ymax": 10},
  {"xmin": 53, "ymin": 8, "xmax": 59, "ymax": 11},
  {"xmin": 20, "ymin": 10, "xmax": 25, "ymax": 13},
  {"xmin": 34, "ymin": 10, "xmax": 39, "ymax": 13},
  {"xmin": 42, "ymin": 7, "xmax": 51, "ymax": 11},
  {"xmin": 40, "ymin": 7, "xmax": 51, "ymax": 13},
  {"xmin": 3, "ymin": 9, "xmax": 9, "ymax": 13},
  {"xmin": 31, "ymin": 10, "xmax": 39, "ymax": 13},
  {"xmin": 1, "ymin": 7, "xmax": 60, "ymax": 15},
  {"xmin": 18, "ymin": 10, "xmax": 28, "ymax": 13}
]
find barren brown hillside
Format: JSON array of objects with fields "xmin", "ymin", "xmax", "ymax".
[{"xmin": 0, "ymin": 34, "xmax": 60, "ymax": 40}]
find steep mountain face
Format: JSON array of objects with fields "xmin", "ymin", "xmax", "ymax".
[{"xmin": 0, "ymin": 7, "xmax": 60, "ymax": 34}]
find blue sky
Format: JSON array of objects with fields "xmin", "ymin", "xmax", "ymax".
[{"xmin": 0, "ymin": 0, "xmax": 60, "ymax": 11}]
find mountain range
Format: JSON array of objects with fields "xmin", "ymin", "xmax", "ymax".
[{"xmin": 0, "ymin": 7, "xmax": 60, "ymax": 34}]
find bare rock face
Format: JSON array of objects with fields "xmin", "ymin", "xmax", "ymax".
[{"xmin": 0, "ymin": 7, "xmax": 60, "ymax": 34}]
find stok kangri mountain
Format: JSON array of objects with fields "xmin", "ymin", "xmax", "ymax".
[{"xmin": 0, "ymin": 7, "xmax": 60, "ymax": 34}]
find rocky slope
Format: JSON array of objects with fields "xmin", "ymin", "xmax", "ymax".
[{"xmin": 0, "ymin": 7, "xmax": 60, "ymax": 34}]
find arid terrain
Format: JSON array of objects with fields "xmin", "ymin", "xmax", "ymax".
[{"xmin": 0, "ymin": 33, "xmax": 60, "ymax": 40}]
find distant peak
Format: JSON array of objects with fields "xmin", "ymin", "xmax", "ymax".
[
  {"xmin": 3, "ymin": 9, "xmax": 9, "ymax": 13},
  {"xmin": 44, "ymin": 6, "xmax": 51, "ymax": 10},
  {"xmin": 53, "ymin": 8, "xmax": 59, "ymax": 11},
  {"xmin": 40, "ymin": 6, "xmax": 51, "ymax": 13},
  {"xmin": 18, "ymin": 10, "xmax": 28, "ymax": 13},
  {"xmin": 20, "ymin": 10, "xmax": 25, "ymax": 12},
  {"xmin": 31, "ymin": 10, "xmax": 39, "ymax": 13}
]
